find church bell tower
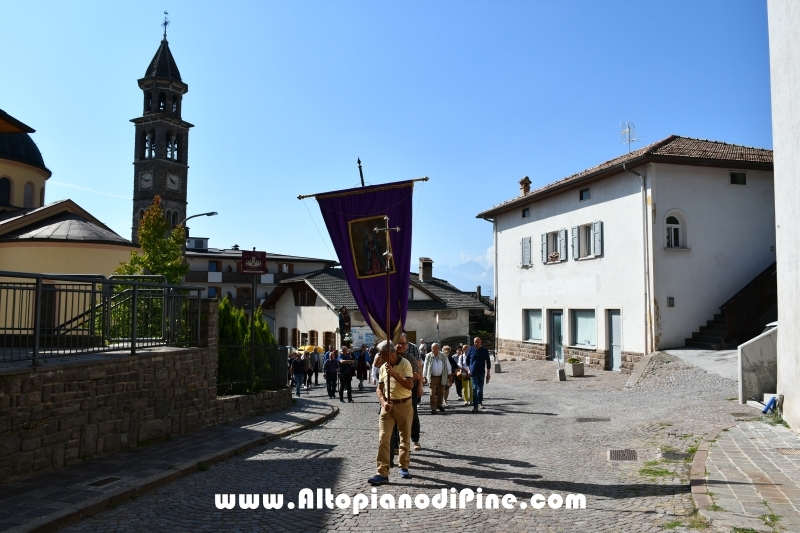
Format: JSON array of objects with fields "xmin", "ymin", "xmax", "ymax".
[{"xmin": 131, "ymin": 19, "xmax": 193, "ymax": 243}]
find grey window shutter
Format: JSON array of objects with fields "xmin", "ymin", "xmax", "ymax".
[
  {"xmin": 559, "ymin": 229, "xmax": 567, "ymax": 261},
  {"xmin": 541, "ymin": 233, "xmax": 547, "ymax": 263},
  {"xmin": 522, "ymin": 236, "xmax": 531, "ymax": 266},
  {"xmin": 571, "ymin": 226, "xmax": 579, "ymax": 260},
  {"xmin": 593, "ymin": 220, "xmax": 603, "ymax": 256}
]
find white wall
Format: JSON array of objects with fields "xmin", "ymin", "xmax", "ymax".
[
  {"xmin": 404, "ymin": 309, "xmax": 470, "ymax": 343},
  {"xmin": 651, "ymin": 164, "xmax": 775, "ymax": 348},
  {"xmin": 274, "ymin": 289, "xmax": 340, "ymax": 343},
  {"xmin": 274, "ymin": 288, "xmax": 470, "ymax": 347},
  {"xmin": 768, "ymin": 0, "xmax": 800, "ymax": 431},
  {"xmin": 495, "ymin": 168, "xmax": 648, "ymax": 355}
]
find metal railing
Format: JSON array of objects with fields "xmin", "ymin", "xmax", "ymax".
[
  {"xmin": 216, "ymin": 344, "xmax": 288, "ymax": 396},
  {"xmin": 0, "ymin": 271, "xmax": 203, "ymax": 366},
  {"xmin": 720, "ymin": 262, "xmax": 777, "ymax": 343}
]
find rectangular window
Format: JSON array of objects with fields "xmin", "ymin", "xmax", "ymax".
[
  {"xmin": 298, "ymin": 291, "xmax": 312, "ymax": 306},
  {"xmin": 208, "ymin": 260, "xmax": 219, "ymax": 272},
  {"xmin": 525, "ymin": 309, "xmax": 543, "ymax": 341},
  {"xmin": 572, "ymin": 310, "xmax": 596, "ymax": 347},
  {"xmin": 547, "ymin": 232, "xmax": 558, "ymax": 258},
  {"xmin": 730, "ymin": 172, "xmax": 746, "ymax": 185},
  {"xmin": 522, "ymin": 207, "xmax": 530, "ymax": 218},
  {"xmin": 207, "ymin": 287, "xmax": 219, "ymax": 299},
  {"xmin": 408, "ymin": 288, "xmax": 414, "ymax": 300},
  {"xmin": 579, "ymin": 188, "xmax": 590, "ymax": 201}
]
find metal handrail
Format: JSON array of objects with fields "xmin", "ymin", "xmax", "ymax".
[{"xmin": 0, "ymin": 270, "xmax": 204, "ymax": 366}]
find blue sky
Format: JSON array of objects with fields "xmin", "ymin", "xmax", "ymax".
[{"xmin": 1, "ymin": 1, "xmax": 772, "ymax": 292}]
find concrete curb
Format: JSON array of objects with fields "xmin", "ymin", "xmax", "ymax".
[
  {"xmin": 624, "ymin": 352, "xmax": 656, "ymax": 387},
  {"xmin": 690, "ymin": 422, "xmax": 737, "ymax": 517},
  {"xmin": 5, "ymin": 405, "xmax": 339, "ymax": 533}
]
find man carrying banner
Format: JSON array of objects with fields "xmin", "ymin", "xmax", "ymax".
[{"xmin": 369, "ymin": 340, "xmax": 414, "ymax": 485}]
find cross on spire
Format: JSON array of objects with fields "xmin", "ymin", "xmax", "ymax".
[{"xmin": 162, "ymin": 11, "xmax": 170, "ymax": 39}]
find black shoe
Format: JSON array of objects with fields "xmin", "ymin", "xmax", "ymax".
[
  {"xmin": 471, "ymin": 407, "xmax": 479, "ymax": 413},
  {"xmin": 340, "ymin": 399, "xmax": 345, "ymax": 403},
  {"xmin": 431, "ymin": 410, "xmax": 436, "ymax": 415},
  {"xmin": 348, "ymin": 399, "xmax": 354, "ymax": 403},
  {"xmin": 438, "ymin": 406, "xmax": 445, "ymax": 412}
]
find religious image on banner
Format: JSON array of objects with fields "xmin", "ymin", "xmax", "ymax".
[
  {"xmin": 306, "ymin": 180, "xmax": 418, "ymax": 342},
  {"xmin": 348, "ymin": 216, "xmax": 395, "ymax": 278}
]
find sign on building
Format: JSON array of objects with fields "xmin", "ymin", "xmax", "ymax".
[{"xmin": 241, "ymin": 251, "xmax": 267, "ymax": 274}]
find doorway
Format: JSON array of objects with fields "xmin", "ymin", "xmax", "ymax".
[
  {"xmin": 549, "ymin": 310, "xmax": 563, "ymax": 361},
  {"xmin": 608, "ymin": 310, "xmax": 621, "ymax": 371}
]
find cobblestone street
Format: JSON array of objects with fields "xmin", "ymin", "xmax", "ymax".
[{"xmin": 58, "ymin": 355, "xmax": 752, "ymax": 532}]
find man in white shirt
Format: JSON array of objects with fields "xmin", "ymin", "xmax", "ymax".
[{"xmin": 422, "ymin": 343, "xmax": 451, "ymax": 414}]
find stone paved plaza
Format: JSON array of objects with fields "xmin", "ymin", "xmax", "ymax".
[{"xmin": 52, "ymin": 354, "xmax": 761, "ymax": 533}]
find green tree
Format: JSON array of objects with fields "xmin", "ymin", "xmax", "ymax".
[{"xmin": 115, "ymin": 196, "xmax": 188, "ymax": 284}]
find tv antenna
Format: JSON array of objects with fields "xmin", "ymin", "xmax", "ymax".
[{"xmin": 620, "ymin": 122, "xmax": 640, "ymax": 153}]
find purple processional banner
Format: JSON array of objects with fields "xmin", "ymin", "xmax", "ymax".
[{"xmin": 315, "ymin": 181, "xmax": 414, "ymax": 343}]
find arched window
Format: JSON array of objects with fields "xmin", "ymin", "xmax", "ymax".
[
  {"xmin": 23, "ymin": 182, "xmax": 34, "ymax": 208},
  {"xmin": 172, "ymin": 95, "xmax": 179, "ymax": 114},
  {"xmin": 174, "ymin": 135, "xmax": 181, "ymax": 162},
  {"xmin": 140, "ymin": 131, "xmax": 148, "ymax": 159},
  {"xmin": 149, "ymin": 130, "xmax": 157, "ymax": 158},
  {"xmin": 165, "ymin": 209, "xmax": 172, "ymax": 224},
  {"xmin": 39, "ymin": 186, "xmax": 45, "ymax": 207},
  {"xmin": 172, "ymin": 211, "xmax": 178, "ymax": 227},
  {"xmin": 0, "ymin": 177, "xmax": 10, "ymax": 205},
  {"xmin": 158, "ymin": 92, "xmax": 166, "ymax": 112},
  {"xmin": 166, "ymin": 133, "xmax": 174, "ymax": 159},
  {"xmin": 144, "ymin": 92, "xmax": 152, "ymax": 112},
  {"xmin": 666, "ymin": 215, "xmax": 681, "ymax": 248},
  {"xmin": 139, "ymin": 209, "xmax": 145, "ymax": 225}
]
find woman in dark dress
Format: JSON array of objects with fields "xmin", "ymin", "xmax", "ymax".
[{"xmin": 356, "ymin": 344, "xmax": 369, "ymax": 390}]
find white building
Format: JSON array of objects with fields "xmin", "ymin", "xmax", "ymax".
[
  {"xmin": 768, "ymin": 0, "xmax": 800, "ymax": 430},
  {"xmin": 478, "ymin": 136, "xmax": 775, "ymax": 372},
  {"xmin": 184, "ymin": 237, "xmax": 337, "ymax": 331},
  {"xmin": 265, "ymin": 258, "xmax": 486, "ymax": 349}
]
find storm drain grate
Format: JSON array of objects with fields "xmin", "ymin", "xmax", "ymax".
[
  {"xmin": 87, "ymin": 477, "xmax": 122, "ymax": 487},
  {"xmin": 609, "ymin": 449, "xmax": 638, "ymax": 461},
  {"xmin": 576, "ymin": 417, "xmax": 611, "ymax": 423},
  {"xmin": 776, "ymin": 448, "xmax": 800, "ymax": 456}
]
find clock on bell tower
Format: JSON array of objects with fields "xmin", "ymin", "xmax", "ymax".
[{"xmin": 131, "ymin": 23, "xmax": 193, "ymax": 243}]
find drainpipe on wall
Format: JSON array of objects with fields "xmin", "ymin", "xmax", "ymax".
[
  {"xmin": 493, "ymin": 218, "xmax": 501, "ymax": 372},
  {"xmin": 623, "ymin": 163, "xmax": 652, "ymax": 356}
]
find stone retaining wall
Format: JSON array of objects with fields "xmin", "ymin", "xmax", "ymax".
[
  {"xmin": 0, "ymin": 300, "xmax": 292, "ymax": 482},
  {"xmin": 497, "ymin": 339, "xmax": 548, "ymax": 360},
  {"xmin": 497, "ymin": 338, "xmax": 642, "ymax": 373}
]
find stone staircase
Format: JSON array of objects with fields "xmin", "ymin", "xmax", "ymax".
[
  {"xmin": 685, "ymin": 312, "xmax": 728, "ymax": 350},
  {"xmin": 685, "ymin": 262, "xmax": 777, "ymax": 350}
]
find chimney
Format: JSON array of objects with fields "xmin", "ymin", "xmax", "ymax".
[
  {"xmin": 419, "ymin": 257, "xmax": 433, "ymax": 282},
  {"xmin": 476, "ymin": 285, "xmax": 482, "ymax": 300},
  {"xmin": 519, "ymin": 176, "xmax": 531, "ymax": 196}
]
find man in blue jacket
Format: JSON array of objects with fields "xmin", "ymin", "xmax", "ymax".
[{"xmin": 466, "ymin": 336, "xmax": 491, "ymax": 413}]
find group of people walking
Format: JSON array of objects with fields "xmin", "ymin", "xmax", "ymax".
[
  {"xmin": 288, "ymin": 343, "xmax": 373, "ymax": 403},
  {"xmin": 289, "ymin": 335, "xmax": 493, "ymax": 485},
  {"xmin": 367, "ymin": 336, "xmax": 492, "ymax": 485}
]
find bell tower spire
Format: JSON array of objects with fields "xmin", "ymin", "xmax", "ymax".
[
  {"xmin": 130, "ymin": 17, "xmax": 194, "ymax": 243},
  {"xmin": 162, "ymin": 11, "xmax": 169, "ymax": 40}
]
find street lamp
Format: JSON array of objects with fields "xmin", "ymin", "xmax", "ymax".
[
  {"xmin": 180, "ymin": 211, "xmax": 218, "ymax": 284},
  {"xmin": 179, "ymin": 211, "xmax": 218, "ymax": 230}
]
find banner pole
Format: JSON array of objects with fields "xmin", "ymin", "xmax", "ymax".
[{"xmin": 297, "ymin": 177, "xmax": 428, "ymax": 200}]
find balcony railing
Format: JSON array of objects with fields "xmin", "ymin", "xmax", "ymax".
[{"xmin": 0, "ymin": 271, "xmax": 203, "ymax": 366}]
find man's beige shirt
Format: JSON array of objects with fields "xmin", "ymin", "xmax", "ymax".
[{"xmin": 379, "ymin": 358, "xmax": 413, "ymax": 400}]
